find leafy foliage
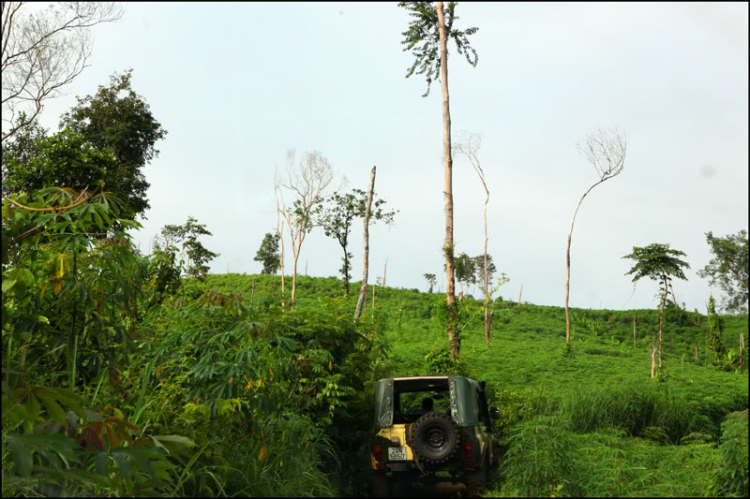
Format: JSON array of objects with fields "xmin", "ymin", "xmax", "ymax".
[
  {"xmin": 60, "ymin": 70, "xmax": 167, "ymax": 220},
  {"xmin": 159, "ymin": 217, "xmax": 219, "ymax": 280},
  {"xmin": 398, "ymin": 1, "xmax": 479, "ymax": 97},
  {"xmin": 711, "ymin": 409, "xmax": 749, "ymax": 497},
  {"xmin": 253, "ymin": 232, "xmax": 280, "ymax": 275},
  {"xmin": 2, "ymin": 128, "xmax": 119, "ymax": 204},
  {"xmin": 317, "ymin": 188, "xmax": 395, "ymax": 295},
  {"xmin": 623, "ymin": 243, "xmax": 690, "ymax": 284},
  {"xmin": 2, "ymin": 188, "xmax": 190, "ymax": 496},
  {"xmin": 423, "ymin": 345, "xmax": 472, "ymax": 377},
  {"xmin": 3, "ymin": 71, "xmax": 166, "ymax": 222},
  {"xmin": 698, "ymin": 230, "xmax": 749, "ymax": 314},
  {"xmin": 423, "ymin": 273, "xmax": 437, "ymax": 293},
  {"xmin": 501, "ymin": 416, "xmax": 579, "ymax": 497}
]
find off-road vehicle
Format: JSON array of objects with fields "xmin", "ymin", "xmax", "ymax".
[{"xmin": 368, "ymin": 375, "xmax": 500, "ymax": 497}]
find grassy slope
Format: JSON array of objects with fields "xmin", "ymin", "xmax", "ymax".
[{"xmin": 207, "ymin": 273, "xmax": 748, "ymax": 496}]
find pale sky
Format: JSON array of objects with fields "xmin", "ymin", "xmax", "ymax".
[{"xmin": 31, "ymin": 2, "xmax": 749, "ymax": 312}]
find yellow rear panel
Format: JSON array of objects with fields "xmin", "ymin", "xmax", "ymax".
[{"xmin": 371, "ymin": 424, "xmax": 414, "ymax": 468}]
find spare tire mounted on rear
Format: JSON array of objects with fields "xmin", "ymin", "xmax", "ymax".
[{"xmin": 407, "ymin": 412, "xmax": 461, "ymax": 464}]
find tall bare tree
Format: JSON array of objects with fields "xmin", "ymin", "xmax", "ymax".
[
  {"xmin": 1, "ymin": 2, "xmax": 123, "ymax": 142},
  {"xmin": 276, "ymin": 150, "xmax": 335, "ymax": 309},
  {"xmin": 564, "ymin": 128, "xmax": 627, "ymax": 348},
  {"xmin": 274, "ymin": 193, "xmax": 286, "ymax": 304},
  {"xmin": 454, "ymin": 130, "xmax": 493, "ymax": 346},
  {"xmin": 354, "ymin": 166, "xmax": 376, "ymax": 322},
  {"xmin": 399, "ymin": 1, "xmax": 478, "ymax": 356}
]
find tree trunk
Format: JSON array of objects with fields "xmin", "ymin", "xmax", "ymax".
[
  {"xmin": 291, "ymin": 242, "xmax": 300, "ymax": 309},
  {"xmin": 354, "ymin": 166, "xmax": 376, "ymax": 322},
  {"xmin": 436, "ymin": 2, "xmax": 457, "ymax": 356},
  {"xmin": 429, "ymin": 284, "xmax": 434, "ymax": 294},
  {"xmin": 277, "ymin": 205, "xmax": 285, "ymax": 306},
  {"xmin": 650, "ymin": 343, "xmax": 656, "ymax": 379},
  {"xmin": 565, "ymin": 232, "xmax": 573, "ymax": 346},
  {"xmin": 483, "ymin": 191, "xmax": 490, "ymax": 347},
  {"xmin": 657, "ymin": 278, "xmax": 667, "ymax": 381},
  {"xmin": 342, "ymin": 244, "xmax": 350, "ymax": 296},
  {"xmin": 694, "ymin": 344, "xmax": 698, "ymax": 361},
  {"xmin": 383, "ymin": 259, "xmax": 388, "ymax": 287},
  {"xmin": 517, "ymin": 284, "xmax": 523, "ymax": 306}
]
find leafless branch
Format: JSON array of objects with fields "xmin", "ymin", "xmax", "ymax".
[
  {"xmin": 577, "ymin": 127, "xmax": 627, "ymax": 181},
  {"xmin": 274, "ymin": 149, "xmax": 337, "ymax": 307},
  {"xmin": 1, "ymin": 2, "xmax": 123, "ymax": 142}
]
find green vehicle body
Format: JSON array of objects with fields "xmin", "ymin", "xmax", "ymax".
[{"xmin": 369, "ymin": 375, "xmax": 499, "ymax": 496}]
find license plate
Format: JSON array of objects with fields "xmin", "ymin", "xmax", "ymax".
[{"xmin": 388, "ymin": 446, "xmax": 407, "ymax": 461}]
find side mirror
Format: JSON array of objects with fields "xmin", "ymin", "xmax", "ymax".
[{"xmin": 490, "ymin": 407, "xmax": 500, "ymax": 420}]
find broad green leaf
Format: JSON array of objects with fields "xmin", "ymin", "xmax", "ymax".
[
  {"xmin": 111, "ymin": 451, "xmax": 132, "ymax": 477},
  {"xmin": 95, "ymin": 451, "xmax": 109, "ymax": 475},
  {"xmin": 25, "ymin": 393, "xmax": 42, "ymax": 423},
  {"xmin": 39, "ymin": 395, "xmax": 66, "ymax": 425},
  {"xmin": 151, "ymin": 435, "xmax": 196, "ymax": 457},
  {"xmin": 2, "ymin": 278, "xmax": 16, "ymax": 292},
  {"xmin": 7, "ymin": 436, "xmax": 33, "ymax": 479}
]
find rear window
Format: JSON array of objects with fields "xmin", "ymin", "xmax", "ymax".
[{"xmin": 374, "ymin": 376, "xmax": 481, "ymax": 428}]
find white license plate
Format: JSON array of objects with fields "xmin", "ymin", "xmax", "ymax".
[{"xmin": 388, "ymin": 446, "xmax": 407, "ymax": 461}]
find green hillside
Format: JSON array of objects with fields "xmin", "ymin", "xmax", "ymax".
[{"xmin": 205, "ymin": 273, "xmax": 748, "ymax": 497}]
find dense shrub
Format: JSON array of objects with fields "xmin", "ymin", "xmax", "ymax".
[
  {"xmin": 711, "ymin": 410, "xmax": 749, "ymax": 497},
  {"xmin": 423, "ymin": 346, "xmax": 472, "ymax": 377},
  {"xmin": 501, "ymin": 416, "xmax": 580, "ymax": 497}
]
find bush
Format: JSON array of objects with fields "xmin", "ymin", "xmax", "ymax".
[
  {"xmin": 711, "ymin": 410, "xmax": 749, "ymax": 497},
  {"xmin": 423, "ymin": 346, "xmax": 472, "ymax": 377},
  {"xmin": 501, "ymin": 416, "xmax": 580, "ymax": 497}
]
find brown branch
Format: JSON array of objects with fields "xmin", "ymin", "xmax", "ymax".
[{"xmin": 3, "ymin": 186, "xmax": 90, "ymax": 212}]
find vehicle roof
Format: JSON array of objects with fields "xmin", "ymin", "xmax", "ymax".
[{"xmin": 378, "ymin": 375, "xmax": 479, "ymax": 393}]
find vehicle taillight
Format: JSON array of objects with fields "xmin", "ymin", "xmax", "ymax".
[
  {"xmin": 465, "ymin": 443, "xmax": 472, "ymax": 459},
  {"xmin": 374, "ymin": 445, "xmax": 382, "ymax": 461}
]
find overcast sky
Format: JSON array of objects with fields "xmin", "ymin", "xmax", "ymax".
[{"xmin": 32, "ymin": 2, "xmax": 748, "ymax": 312}]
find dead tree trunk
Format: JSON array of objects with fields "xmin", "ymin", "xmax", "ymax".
[
  {"xmin": 453, "ymin": 131, "xmax": 491, "ymax": 347},
  {"xmin": 354, "ymin": 166, "xmax": 376, "ymax": 322},
  {"xmin": 564, "ymin": 129, "xmax": 626, "ymax": 347},
  {"xmin": 276, "ymin": 201, "xmax": 286, "ymax": 307},
  {"xmin": 436, "ymin": 2, "xmax": 458, "ymax": 356},
  {"xmin": 517, "ymin": 284, "xmax": 523, "ymax": 306},
  {"xmin": 650, "ymin": 343, "xmax": 657, "ymax": 379}
]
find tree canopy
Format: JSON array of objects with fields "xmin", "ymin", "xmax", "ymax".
[
  {"xmin": 61, "ymin": 70, "xmax": 167, "ymax": 220},
  {"xmin": 698, "ymin": 230, "xmax": 749, "ymax": 314},
  {"xmin": 317, "ymin": 188, "xmax": 395, "ymax": 295},
  {"xmin": 399, "ymin": 1, "xmax": 479, "ymax": 97},
  {"xmin": 254, "ymin": 232, "xmax": 281, "ymax": 275},
  {"xmin": 623, "ymin": 243, "xmax": 690, "ymax": 285},
  {"xmin": 160, "ymin": 217, "xmax": 218, "ymax": 280},
  {"xmin": 2, "ymin": 71, "xmax": 166, "ymax": 222}
]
